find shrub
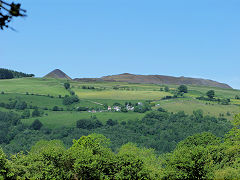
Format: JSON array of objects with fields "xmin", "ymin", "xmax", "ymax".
[
  {"xmin": 64, "ymin": 82, "xmax": 70, "ymax": 89},
  {"xmin": 32, "ymin": 108, "xmax": 40, "ymax": 117},
  {"xmin": 52, "ymin": 106, "xmax": 59, "ymax": 111},
  {"xmin": 21, "ymin": 109, "xmax": 30, "ymax": 119},
  {"xmin": 15, "ymin": 101, "xmax": 27, "ymax": 110},
  {"xmin": 63, "ymin": 95, "xmax": 79, "ymax": 105},
  {"xmin": 31, "ymin": 119, "xmax": 43, "ymax": 130},
  {"xmin": 106, "ymin": 119, "xmax": 118, "ymax": 126},
  {"xmin": 76, "ymin": 118, "xmax": 103, "ymax": 129}
]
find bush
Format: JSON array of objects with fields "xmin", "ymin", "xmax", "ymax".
[
  {"xmin": 69, "ymin": 90, "xmax": 75, "ymax": 95},
  {"xmin": 15, "ymin": 101, "xmax": 27, "ymax": 110},
  {"xmin": 21, "ymin": 109, "xmax": 30, "ymax": 119},
  {"xmin": 164, "ymin": 86, "xmax": 169, "ymax": 92},
  {"xmin": 32, "ymin": 108, "xmax": 40, "ymax": 117},
  {"xmin": 76, "ymin": 107, "xmax": 88, "ymax": 111},
  {"xmin": 76, "ymin": 118, "xmax": 103, "ymax": 129},
  {"xmin": 31, "ymin": 119, "xmax": 43, "ymax": 130},
  {"xmin": 63, "ymin": 95, "xmax": 79, "ymax": 105},
  {"xmin": 106, "ymin": 119, "xmax": 118, "ymax": 126},
  {"xmin": 221, "ymin": 99, "xmax": 230, "ymax": 105},
  {"xmin": 64, "ymin": 82, "xmax": 70, "ymax": 89},
  {"xmin": 52, "ymin": 106, "xmax": 59, "ymax": 111}
]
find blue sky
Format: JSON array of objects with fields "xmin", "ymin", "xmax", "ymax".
[{"xmin": 1, "ymin": 0, "xmax": 240, "ymax": 89}]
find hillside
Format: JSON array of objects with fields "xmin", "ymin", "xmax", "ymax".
[
  {"xmin": 101, "ymin": 73, "xmax": 232, "ymax": 89},
  {"xmin": 44, "ymin": 69, "xmax": 72, "ymax": 80},
  {"xmin": 0, "ymin": 77, "xmax": 239, "ymax": 158}
]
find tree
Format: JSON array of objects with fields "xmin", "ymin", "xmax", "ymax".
[
  {"xmin": 15, "ymin": 100, "xmax": 27, "ymax": 110},
  {"xmin": 76, "ymin": 118, "xmax": 102, "ymax": 129},
  {"xmin": 52, "ymin": 106, "xmax": 59, "ymax": 111},
  {"xmin": 63, "ymin": 95, "xmax": 79, "ymax": 105},
  {"xmin": 0, "ymin": 148, "xmax": 11, "ymax": 179},
  {"xmin": 0, "ymin": 1, "xmax": 26, "ymax": 30},
  {"xmin": 162, "ymin": 133, "xmax": 219, "ymax": 179},
  {"xmin": 31, "ymin": 119, "xmax": 43, "ymax": 130},
  {"xmin": 178, "ymin": 85, "xmax": 188, "ymax": 93},
  {"xmin": 206, "ymin": 90, "xmax": 215, "ymax": 99},
  {"xmin": 32, "ymin": 108, "xmax": 40, "ymax": 117},
  {"xmin": 164, "ymin": 86, "xmax": 169, "ymax": 92},
  {"xmin": 106, "ymin": 119, "xmax": 118, "ymax": 126},
  {"xmin": 64, "ymin": 82, "xmax": 70, "ymax": 89},
  {"xmin": 21, "ymin": 109, "xmax": 30, "ymax": 119}
]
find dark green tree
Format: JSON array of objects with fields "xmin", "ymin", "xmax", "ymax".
[
  {"xmin": 32, "ymin": 108, "xmax": 40, "ymax": 117},
  {"xmin": 15, "ymin": 100, "xmax": 27, "ymax": 110},
  {"xmin": 164, "ymin": 86, "xmax": 169, "ymax": 92},
  {"xmin": 178, "ymin": 85, "xmax": 188, "ymax": 93},
  {"xmin": 64, "ymin": 82, "xmax": 70, "ymax": 89},
  {"xmin": 206, "ymin": 90, "xmax": 215, "ymax": 99},
  {"xmin": 52, "ymin": 106, "xmax": 59, "ymax": 111},
  {"xmin": 21, "ymin": 109, "xmax": 30, "ymax": 119},
  {"xmin": 31, "ymin": 119, "xmax": 43, "ymax": 130}
]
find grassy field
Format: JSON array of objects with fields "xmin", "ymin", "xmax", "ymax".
[
  {"xmin": 153, "ymin": 98, "xmax": 240, "ymax": 120},
  {"xmin": 1, "ymin": 77, "xmax": 240, "ymax": 128},
  {"xmin": 0, "ymin": 78, "xmax": 68, "ymax": 96},
  {"xmin": 74, "ymin": 89, "xmax": 171, "ymax": 100},
  {"xmin": 22, "ymin": 111, "xmax": 145, "ymax": 129}
]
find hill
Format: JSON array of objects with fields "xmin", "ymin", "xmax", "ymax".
[
  {"xmin": 101, "ymin": 73, "xmax": 232, "ymax": 89},
  {"xmin": 44, "ymin": 69, "xmax": 72, "ymax": 80},
  {"xmin": 0, "ymin": 77, "xmax": 239, "ymax": 156}
]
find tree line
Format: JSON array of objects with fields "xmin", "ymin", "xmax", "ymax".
[{"xmin": 0, "ymin": 68, "xmax": 34, "ymax": 79}]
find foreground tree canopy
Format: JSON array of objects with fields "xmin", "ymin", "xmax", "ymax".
[
  {"xmin": 0, "ymin": 114, "xmax": 240, "ymax": 179},
  {"xmin": 0, "ymin": 0, "xmax": 26, "ymax": 30}
]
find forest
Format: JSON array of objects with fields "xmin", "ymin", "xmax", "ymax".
[
  {"xmin": 0, "ymin": 68, "xmax": 34, "ymax": 79},
  {"xmin": 0, "ymin": 108, "xmax": 232, "ymax": 155},
  {"xmin": 0, "ymin": 114, "xmax": 239, "ymax": 179}
]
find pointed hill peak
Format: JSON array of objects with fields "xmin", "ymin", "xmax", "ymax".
[{"xmin": 44, "ymin": 69, "xmax": 72, "ymax": 80}]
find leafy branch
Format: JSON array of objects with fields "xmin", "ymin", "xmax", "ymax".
[{"xmin": 0, "ymin": 0, "xmax": 26, "ymax": 30}]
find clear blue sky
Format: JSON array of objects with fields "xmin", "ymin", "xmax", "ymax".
[{"xmin": 1, "ymin": 0, "xmax": 240, "ymax": 89}]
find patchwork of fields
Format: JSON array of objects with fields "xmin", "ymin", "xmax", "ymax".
[{"xmin": 0, "ymin": 77, "xmax": 240, "ymax": 128}]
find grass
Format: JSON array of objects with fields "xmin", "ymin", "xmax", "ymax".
[
  {"xmin": 154, "ymin": 98, "xmax": 240, "ymax": 120},
  {"xmin": 1, "ymin": 77, "xmax": 240, "ymax": 128},
  {"xmin": 0, "ymin": 78, "xmax": 68, "ymax": 96},
  {"xmin": 74, "ymin": 89, "xmax": 171, "ymax": 100},
  {"xmin": 22, "ymin": 111, "xmax": 145, "ymax": 129}
]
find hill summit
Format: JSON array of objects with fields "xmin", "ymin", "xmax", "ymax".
[
  {"xmin": 101, "ymin": 73, "xmax": 232, "ymax": 89},
  {"xmin": 44, "ymin": 69, "xmax": 72, "ymax": 80}
]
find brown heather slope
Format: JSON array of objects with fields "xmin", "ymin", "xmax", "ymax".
[
  {"xmin": 100, "ymin": 73, "xmax": 232, "ymax": 89},
  {"xmin": 44, "ymin": 69, "xmax": 72, "ymax": 80}
]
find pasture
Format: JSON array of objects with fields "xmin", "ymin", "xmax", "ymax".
[
  {"xmin": 1, "ymin": 77, "xmax": 240, "ymax": 128},
  {"xmin": 22, "ymin": 111, "xmax": 145, "ymax": 129}
]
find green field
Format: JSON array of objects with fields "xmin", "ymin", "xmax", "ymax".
[
  {"xmin": 22, "ymin": 111, "xmax": 145, "ymax": 129},
  {"xmin": 75, "ymin": 89, "xmax": 171, "ymax": 100},
  {"xmin": 1, "ymin": 77, "xmax": 240, "ymax": 128},
  {"xmin": 0, "ymin": 78, "xmax": 68, "ymax": 96},
  {"xmin": 154, "ymin": 98, "xmax": 240, "ymax": 119}
]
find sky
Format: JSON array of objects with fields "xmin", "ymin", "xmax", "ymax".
[{"xmin": 1, "ymin": 0, "xmax": 240, "ymax": 89}]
